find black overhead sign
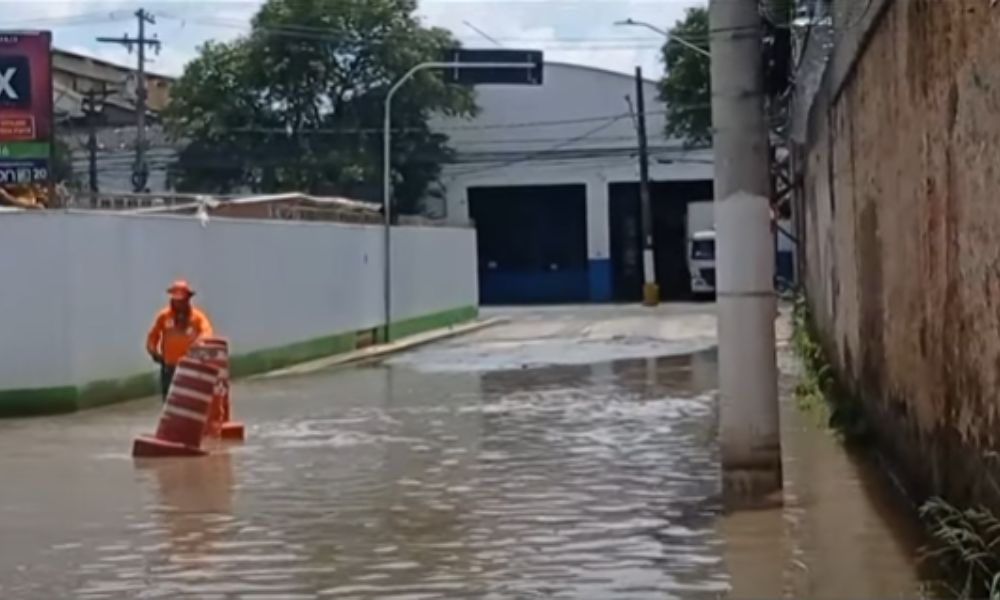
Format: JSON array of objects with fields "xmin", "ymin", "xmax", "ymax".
[{"xmin": 440, "ymin": 48, "xmax": 543, "ymax": 86}]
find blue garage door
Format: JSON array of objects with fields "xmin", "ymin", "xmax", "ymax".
[{"xmin": 469, "ymin": 184, "xmax": 589, "ymax": 304}]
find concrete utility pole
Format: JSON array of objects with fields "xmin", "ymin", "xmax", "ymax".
[
  {"xmin": 97, "ymin": 8, "xmax": 161, "ymax": 192},
  {"xmin": 710, "ymin": 0, "xmax": 782, "ymax": 506},
  {"xmin": 633, "ymin": 67, "xmax": 659, "ymax": 306}
]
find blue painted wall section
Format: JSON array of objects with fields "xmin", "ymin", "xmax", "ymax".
[
  {"xmin": 588, "ymin": 258, "xmax": 612, "ymax": 302},
  {"xmin": 480, "ymin": 268, "xmax": 589, "ymax": 304}
]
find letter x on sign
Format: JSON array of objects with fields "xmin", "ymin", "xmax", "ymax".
[{"xmin": 0, "ymin": 57, "xmax": 30, "ymax": 108}]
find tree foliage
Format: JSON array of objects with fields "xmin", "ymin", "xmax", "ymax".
[
  {"xmin": 165, "ymin": 0, "xmax": 476, "ymax": 214},
  {"xmin": 657, "ymin": 7, "xmax": 711, "ymax": 146}
]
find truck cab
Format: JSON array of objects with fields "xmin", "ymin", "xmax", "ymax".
[{"xmin": 688, "ymin": 229, "xmax": 716, "ymax": 298}]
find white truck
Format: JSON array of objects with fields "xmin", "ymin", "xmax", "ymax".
[{"xmin": 686, "ymin": 201, "xmax": 716, "ymax": 297}]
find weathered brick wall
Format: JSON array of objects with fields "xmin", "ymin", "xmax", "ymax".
[{"xmin": 801, "ymin": 0, "xmax": 1000, "ymax": 505}]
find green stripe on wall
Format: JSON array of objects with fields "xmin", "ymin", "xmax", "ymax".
[
  {"xmin": 0, "ymin": 386, "xmax": 79, "ymax": 417},
  {"xmin": 0, "ymin": 305, "xmax": 477, "ymax": 418},
  {"xmin": 388, "ymin": 305, "xmax": 478, "ymax": 341},
  {"xmin": 228, "ymin": 331, "xmax": 357, "ymax": 379}
]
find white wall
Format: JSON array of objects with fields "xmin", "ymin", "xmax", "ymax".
[
  {"xmin": 390, "ymin": 226, "xmax": 478, "ymax": 320},
  {"xmin": 0, "ymin": 212, "xmax": 477, "ymax": 390},
  {"xmin": 431, "ymin": 62, "xmax": 714, "ymax": 261},
  {"xmin": 434, "ymin": 62, "xmax": 677, "ymax": 156}
]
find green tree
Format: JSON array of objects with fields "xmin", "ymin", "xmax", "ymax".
[
  {"xmin": 657, "ymin": 7, "xmax": 711, "ymax": 146},
  {"xmin": 166, "ymin": 0, "xmax": 476, "ymax": 214}
]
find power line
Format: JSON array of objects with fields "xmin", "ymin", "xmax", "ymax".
[
  {"xmin": 205, "ymin": 105, "xmax": 709, "ymax": 137},
  {"xmin": 447, "ymin": 116, "xmax": 627, "ymax": 178}
]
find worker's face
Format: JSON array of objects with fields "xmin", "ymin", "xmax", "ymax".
[{"xmin": 170, "ymin": 297, "xmax": 191, "ymax": 315}]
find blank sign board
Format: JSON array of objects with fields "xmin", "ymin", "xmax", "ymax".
[{"xmin": 439, "ymin": 48, "xmax": 543, "ymax": 86}]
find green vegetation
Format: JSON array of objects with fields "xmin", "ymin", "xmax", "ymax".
[
  {"xmin": 657, "ymin": 7, "xmax": 711, "ymax": 146},
  {"xmin": 920, "ymin": 497, "xmax": 1000, "ymax": 599},
  {"xmin": 794, "ymin": 295, "xmax": 1000, "ymax": 598},
  {"xmin": 165, "ymin": 0, "xmax": 476, "ymax": 214},
  {"xmin": 790, "ymin": 294, "xmax": 870, "ymax": 442}
]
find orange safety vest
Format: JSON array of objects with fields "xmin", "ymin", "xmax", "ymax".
[{"xmin": 146, "ymin": 306, "xmax": 214, "ymax": 366}]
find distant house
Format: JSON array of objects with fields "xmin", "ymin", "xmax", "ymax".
[
  {"xmin": 51, "ymin": 49, "xmax": 178, "ymax": 194},
  {"xmin": 53, "ymin": 48, "xmax": 173, "ymax": 119}
]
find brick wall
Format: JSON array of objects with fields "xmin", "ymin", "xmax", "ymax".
[{"xmin": 800, "ymin": 0, "xmax": 1000, "ymax": 506}]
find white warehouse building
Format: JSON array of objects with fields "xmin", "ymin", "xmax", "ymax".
[{"xmin": 429, "ymin": 62, "xmax": 715, "ymax": 304}]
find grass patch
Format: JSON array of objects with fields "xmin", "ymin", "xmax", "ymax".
[
  {"xmin": 790, "ymin": 294, "xmax": 871, "ymax": 443},
  {"xmin": 920, "ymin": 497, "xmax": 1000, "ymax": 599}
]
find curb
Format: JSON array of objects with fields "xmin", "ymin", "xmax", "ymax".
[{"xmin": 256, "ymin": 317, "xmax": 508, "ymax": 379}]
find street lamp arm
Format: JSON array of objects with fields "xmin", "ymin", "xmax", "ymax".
[
  {"xmin": 383, "ymin": 59, "xmax": 537, "ymax": 220},
  {"xmin": 615, "ymin": 18, "xmax": 711, "ymax": 58},
  {"xmin": 381, "ymin": 59, "xmax": 537, "ymax": 337}
]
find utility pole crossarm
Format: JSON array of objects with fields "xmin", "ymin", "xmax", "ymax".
[{"xmin": 96, "ymin": 8, "xmax": 161, "ymax": 192}]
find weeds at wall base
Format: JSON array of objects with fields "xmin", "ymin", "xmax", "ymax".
[
  {"xmin": 919, "ymin": 498, "xmax": 1000, "ymax": 600},
  {"xmin": 792, "ymin": 295, "xmax": 1000, "ymax": 598},
  {"xmin": 790, "ymin": 295, "xmax": 872, "ymax": 444}
]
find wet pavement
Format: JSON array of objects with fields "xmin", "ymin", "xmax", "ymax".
[{"xmin": 0, "ymin": 305, "xmax": 932, "ymax": 599}]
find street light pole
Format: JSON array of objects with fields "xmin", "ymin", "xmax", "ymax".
[
  {"xmin": 383, "ymin": 60, "xmax": 535, "ymax": 341},
  {"xmin": 614, "ymin": 18, "xmax": 711, "ymax": 58}
]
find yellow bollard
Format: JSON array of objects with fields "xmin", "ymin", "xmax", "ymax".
[{"xmin": 642, "ymin": 282, "xmax": 660, "ymax": 306}]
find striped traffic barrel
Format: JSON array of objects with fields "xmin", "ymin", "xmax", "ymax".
[
  {"xmin": 191, "ymin": 337, "xmax": 245, "ymax": 441},
  {"xmin": 190, "ymin": 338, "xmax": 229, "ymax": 438},
  {"xmin": 132, "ymin": 357, "xmax": 221, "ymax": 458}
]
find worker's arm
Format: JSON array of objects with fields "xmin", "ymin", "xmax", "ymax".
[
  {"xmin": 146, "ymin": 313, "xmax": 164, "ymax": 362},
  {"xmin": 195, "ymin": 310, "xmax": 214, "ymax": 339}
]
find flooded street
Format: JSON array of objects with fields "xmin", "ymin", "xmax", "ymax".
[{"xmin": 0, "ymin": 305, "xmax": 932, "ymax": 599}]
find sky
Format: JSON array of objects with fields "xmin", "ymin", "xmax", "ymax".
[{"xmin": 0, "ymin": 0, "xmax": 704, "ymax": 79}]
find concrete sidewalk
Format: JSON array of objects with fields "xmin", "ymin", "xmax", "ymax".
[{"xmin": 258, "ymin": 317, "xmax": 507, "ymax": 378}]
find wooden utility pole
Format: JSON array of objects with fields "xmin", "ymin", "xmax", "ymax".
[
  {"xmin": 97, "ymin": 8, "xmax": 160, "ymax": 192},
  {"xmin": 634, "ymin": 67, "xmax": 659, "ymax": 306},
  {"xmin": 82, "ymin": 88, "xmax": 113, "ymax": 194},
  {"xmin": 710, "ymin": 0, "xmax": 782, "ymax": 507}
]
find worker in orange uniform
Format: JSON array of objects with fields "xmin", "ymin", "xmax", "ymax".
[{"xmin": 146, "ymin": 280, "xmax": 214, "ymax": 400}]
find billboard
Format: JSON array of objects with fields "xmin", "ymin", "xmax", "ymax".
[{"xmin": 0, "ymin": 31, "xmax": 52, "ymax": 185}]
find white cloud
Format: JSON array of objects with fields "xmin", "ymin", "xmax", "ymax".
[{"xmin": 418, "ymin": 0, "xmax": 702, "ymax": 77}]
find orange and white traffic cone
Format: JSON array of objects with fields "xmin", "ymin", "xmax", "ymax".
[
  {"xmin": 132, "ymin": 357, "xmax": 221, "ymax": 458},
  {"xmin": 195, "ymin": 337, "xmax": 245, "ymax": 441}
]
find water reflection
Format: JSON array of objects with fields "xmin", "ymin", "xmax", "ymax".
[{"xmin": 136, "ymin": 452, "xmax": 236, "ymax": 557}]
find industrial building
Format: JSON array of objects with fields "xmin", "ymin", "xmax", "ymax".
[{"xmin": 430, "ymin": 62, "xmax": 715, "ymax": 304}]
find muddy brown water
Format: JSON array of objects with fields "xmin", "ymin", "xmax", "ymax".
[{"xmin": 0, "ymin": 337, "xmax": 932, "ymax": 599}]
